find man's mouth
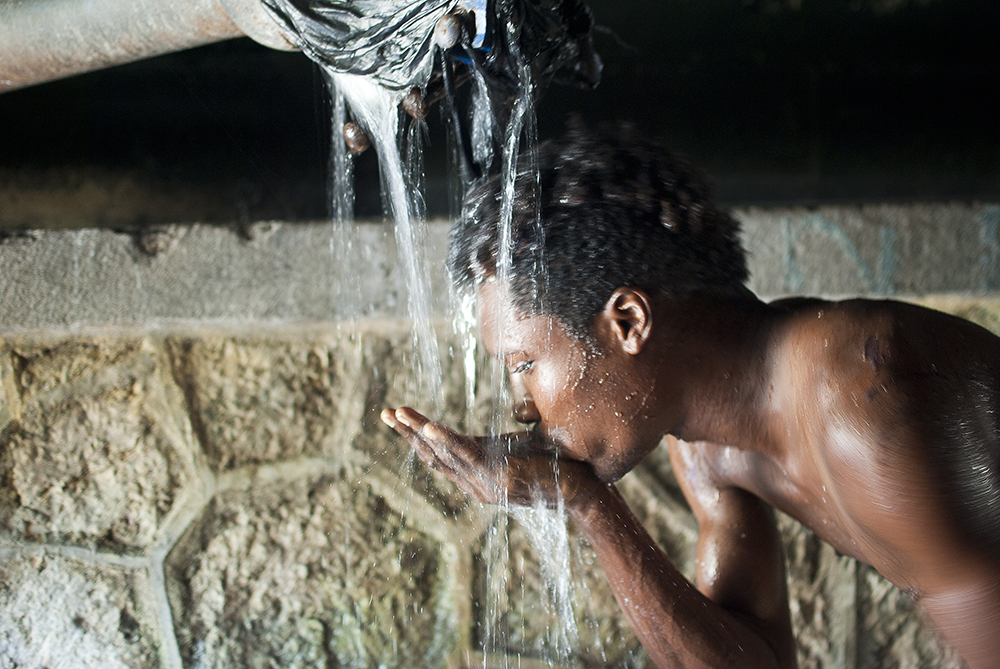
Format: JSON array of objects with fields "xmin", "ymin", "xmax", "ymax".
[
  {"xmin": 537, "ymin": 424, "xmax": 582, "ymax": 461},
  {"xmin": 529, "ymin": 423, "xmax": 560, "ymax": 453}
]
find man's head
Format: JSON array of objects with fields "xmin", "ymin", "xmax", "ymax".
[{"xmin": 448, "ymin": 126, "xmax": 750, "ymax": 340}]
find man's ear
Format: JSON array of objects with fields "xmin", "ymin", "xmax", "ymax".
[{"xmin": 600, "ymin": 288, "xmax": 653, "ymax": 355}]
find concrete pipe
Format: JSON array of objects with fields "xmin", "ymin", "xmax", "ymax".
[{"xmin": 0, "ymin": 0, "xmax": 298, "ymax": 93}]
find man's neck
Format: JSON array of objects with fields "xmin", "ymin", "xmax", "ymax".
[{"xmin": 650, "ymin": 292, "xmax": 779, "ymax": 455}]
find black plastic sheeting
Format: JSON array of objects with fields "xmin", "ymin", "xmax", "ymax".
[{"xmin": 259, "ymin": 0, "xmax": 602, "ymax": 94}]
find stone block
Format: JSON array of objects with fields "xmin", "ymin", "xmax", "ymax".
[
  {"xmin": 778, "ymin": 514, "xmax": 858, "ymax": 669},
  {"xmin": 0, "ymin": 552, "xmax": 160, "ymax": 668},
  {"xmin": 167, "ymin": 331, "xmax": 369, "ymax": 472},
  {"xmin": 0, "ymin": 353, "xmax": 21, "ymax": 435},
  {"xmin": 0, "ymin": 337, "xmax": 199, "ymax": 553},
  {"xmin": 167, "ymin": 471, "xmax": 461, "ymax": 668},
  {"xmin": 855, "ymin": 565, "xmax": 964, "ymax": 669}
]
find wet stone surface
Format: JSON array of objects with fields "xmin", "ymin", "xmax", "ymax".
[
  {"xmin": 168, "ymin": 473, "xmax": 459, "ymax": 669},
  {"xmin": 0, "ymin": 338, "xmax": 194, "ymax": 553},
  {"xmin": 0, "ymin": 553, "xmax": 160, "ymax": 669}
]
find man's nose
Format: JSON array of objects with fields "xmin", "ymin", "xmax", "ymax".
[{"xmin": 513, "ymin": 394, "xmax": 540, "ymax": 424}]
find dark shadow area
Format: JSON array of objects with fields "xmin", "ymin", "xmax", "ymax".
[
  {"xmin": 561, "ymin": 0, "xmax": 1000, "ymax": 206},
  {"xmin": 1, "ymin": 0, "xmax": 998, "ymax": 229}
]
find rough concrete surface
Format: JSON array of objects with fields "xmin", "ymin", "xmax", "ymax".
[
  {"xmin": 0, "ymin": 221, "xmax": 451, "ymax": 329},
  {"xmin": 741, "ymin": 203, "xmax": 1000, "ymax": 298},
  {"xmin": 1, "ymin": 204, "xmax": 998, "ymax": 330},
  {"xmin": 0, "ymin": 552, "xmax": 160, "ymax": 669}
]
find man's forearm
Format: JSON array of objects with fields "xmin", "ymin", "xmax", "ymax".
[{"xmin": 567, "ymin": 480, "xmax": 789, "ymax": 668}]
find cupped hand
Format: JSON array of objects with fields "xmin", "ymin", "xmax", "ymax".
[{"xmin": 380, "ymin": 406, "xmax": 596, "ymax": 509}]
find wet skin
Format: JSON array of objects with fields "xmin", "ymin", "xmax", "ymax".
[{"xmin": 382, "ymin": 280, "xmax": 1000, "ymax": 668}]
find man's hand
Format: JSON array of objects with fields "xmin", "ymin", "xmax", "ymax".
[{"xmin": 380, "ymin": 406, "xmax": 595, "ymax": 508}]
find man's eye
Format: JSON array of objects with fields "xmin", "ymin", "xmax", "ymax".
[{"xmin": 511, "ymin": 360, "xmax": 534, "ymax": 374}]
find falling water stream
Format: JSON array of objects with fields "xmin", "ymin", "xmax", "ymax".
[
  {"xmin": 326, "ymin": 69, "xmax": 445, "ymax": 412},
  {"xmin": 308, "ymin": 19, "xmax": 594, "ymax": 668}
]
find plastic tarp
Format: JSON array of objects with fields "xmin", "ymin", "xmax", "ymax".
[{"xmin": 260, "ymin": 0, "xmax": 601, "ymax": 93}]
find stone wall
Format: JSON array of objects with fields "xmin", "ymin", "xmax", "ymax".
[{"xmin": 2, "ymin": 204, "xmax": 999, "ymax": 668}]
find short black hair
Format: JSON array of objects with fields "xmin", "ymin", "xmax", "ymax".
[{"xmin": 448, "ymin": 126, "xmax": 749, "ymax": 338}]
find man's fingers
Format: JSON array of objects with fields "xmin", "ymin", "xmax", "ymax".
[
  {"xmin": 394, "ymin": 406, "xmax": 430, "ymax": 433},
  {"xmin": 382, "ymin": 405, "xmax": 490, "ymax": 480},
  {"xmin": 381, "ymin": 406, "xmax": 430, "ymax": 441},
  {"xmin": 383, "ymin": 407, "xmax": 454, "ymax": 456},
  {"xmin": 389, "ymin": 407, "xmax": 458, "ymax": 449},
  {"xmin": 380, "ymin": 408, "xmax": 400, "ymax": 429}
]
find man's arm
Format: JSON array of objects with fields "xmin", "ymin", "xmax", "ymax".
[
  {"xmin": 570, "ymin": 476, "xmax": 796, "ymax": 668},
  {"xmin": 383, "ymin": 407, "xmax": 797, "ymax": 668}
]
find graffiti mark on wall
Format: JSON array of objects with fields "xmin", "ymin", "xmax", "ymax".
[
  {"xmin": 979, "ymin": 206, "xmax": 1000, "ymax": 292},
  {"xmin": 782, "ymin": 215, "xmax": 899, "ymax": 295}
]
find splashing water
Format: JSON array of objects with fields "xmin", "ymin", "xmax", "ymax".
[
  {"xmin": 469, "ymin": 70, "xmax": 495, "ymax": 176},
  {"xmin": 455, "ymin": 289, "xmax": 479, "ymax": 428},
  {"xmin": 327, "ymin": 76, "xmax": 354, "ymax": 227},
  {"xmin": 511, "ymin": 495, "xmax": 580, "ymax": 665}
]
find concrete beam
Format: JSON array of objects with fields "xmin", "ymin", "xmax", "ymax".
[{"xmin": 1, "ymin": 203, "xmax": 998, "ymax": 331}]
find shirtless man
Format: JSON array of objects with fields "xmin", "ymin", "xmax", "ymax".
[{"xmin": 381, "ymin": 130, "xmax": 1000, "ymax": 668}]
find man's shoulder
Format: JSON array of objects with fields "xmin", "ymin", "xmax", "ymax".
[
  {"xmin": 761, "ymin": 296, "xmax": 1000, "ymax": 462},
  {"xmin": 759, "ymin": 298, "xmax": 1000, "ymax": 573},
  {"xmin": 766, "ymin": 296, "xmax": 1000, "ymax": 362},
  {"xmin": 768, "ymin": 294, "xmax": 1000, "ymax": 328}
]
